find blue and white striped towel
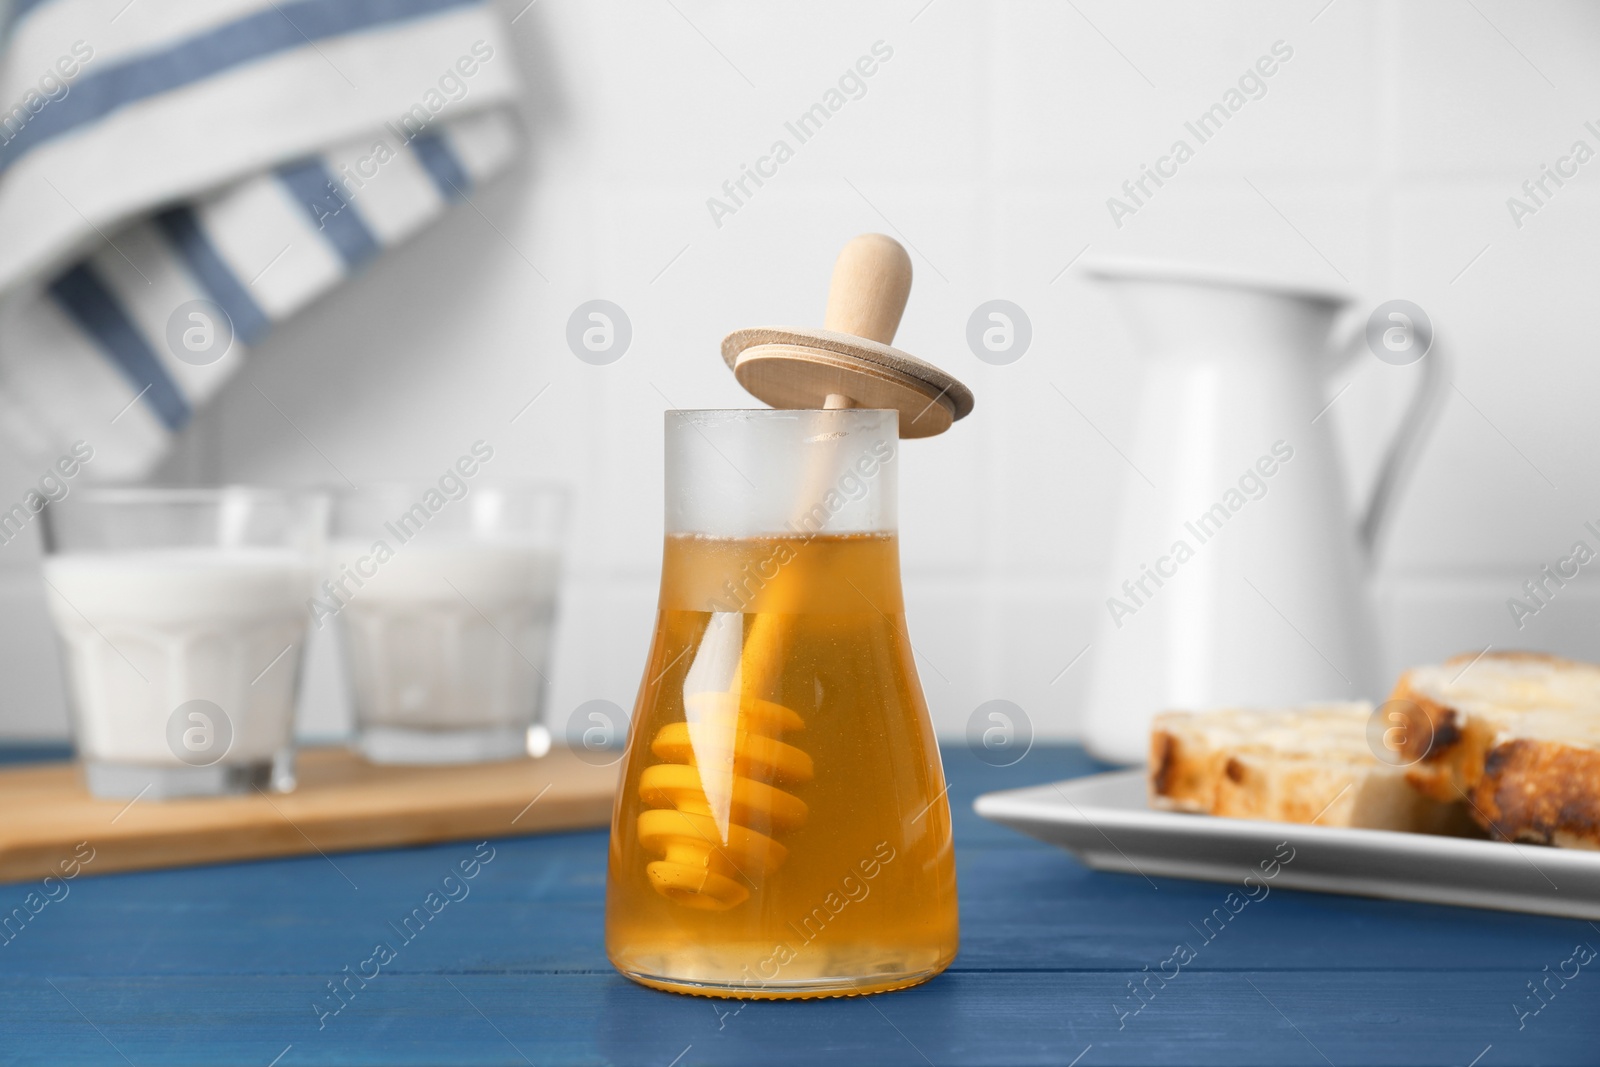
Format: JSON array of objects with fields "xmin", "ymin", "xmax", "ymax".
[{"xmin": 0, "ymin": 0, "xmax": 523, "ymax": 479}]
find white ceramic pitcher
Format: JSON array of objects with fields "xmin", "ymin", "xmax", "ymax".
[{"xmin": 1079, "ymin": 261, "xmax": 1443, "ymax": 765}]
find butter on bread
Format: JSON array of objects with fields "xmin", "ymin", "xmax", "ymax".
[
  {"xmin": 1149, "ymin": 704, "xmax": 1473, "ymax": 834},
  {"xmin": 1388, "ymin": 651, "xmax": 1600, "ymax": 849}
]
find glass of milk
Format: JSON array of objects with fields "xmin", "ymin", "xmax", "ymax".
[
  {"xmin": 39, "ymin": 488, "xmax": 328, "ymax": 799},
  {"xmin": 326, "ymin": 483, "xmax": 568, "ymax": 764}
]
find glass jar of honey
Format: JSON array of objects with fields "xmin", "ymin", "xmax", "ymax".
[{"xmin": 605, "ymin": 407, "xmax": 959, "ymax": 998}]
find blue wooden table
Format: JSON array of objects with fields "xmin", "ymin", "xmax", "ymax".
[{"xmin": 0, "ymin": 743, "xmax": 1594, "ymax": 1066}]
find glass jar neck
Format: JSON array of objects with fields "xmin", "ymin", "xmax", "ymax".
[{"xmin": 664, "ymin": 409, "xmax": 898, "ymax": 538}]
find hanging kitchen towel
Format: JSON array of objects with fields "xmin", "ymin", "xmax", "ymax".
[{"xmin": 0, "ymin": 0, "xmax": 523, "ymax": 480}]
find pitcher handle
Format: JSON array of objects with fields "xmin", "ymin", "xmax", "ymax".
[{"xmin": 1347, "ymin": 332, "xmax": 1447, "ymax": 559}]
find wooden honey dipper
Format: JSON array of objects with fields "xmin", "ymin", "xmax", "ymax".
[
  {"xmin": 721, "ymin": 232, "xmax": 975, "ymax": 437},
  {"xmin": 723, "ymin": 232, "xmax": 974, "ymax": 667},
  {"xmin": 633, "ymin": 235, "xmax": 975, "ymax": 912}
]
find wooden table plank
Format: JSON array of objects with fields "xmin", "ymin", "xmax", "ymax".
[
  {"xmin": 3, "ymin": 971, "xmax": 1594, "ymax": 1067},
  {"xmin": 0, "ymin": 833, "xmax": 1589, "ymax": 977},
  {"xmin": 0, "ymin": 744, "xmax": 1593, "ymax": 1066}
]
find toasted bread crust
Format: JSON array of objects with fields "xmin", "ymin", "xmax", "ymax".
[
  {"xmin": 1390, "ymin": 684, "xmax": 1468, "ymax": 803},
  {"xmin": 1148, "ymin": 728, "xmax": 1215, "ymax": 814},
  {"xmin": 1150, "ymin": 730, "xmax": 1179, "ymax": 799},
  {"xmin": 1390, "ymin": 651, "xmax": 1600, "ymax": 848},
  {"xmin": 1386, "ymin": 653, "xmax": 1564, "ymax": 794},
  {"xmin": 1472, "ymin": 740, "xmax": 1600, "ymax": 849}
]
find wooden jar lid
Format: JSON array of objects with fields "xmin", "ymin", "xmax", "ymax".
[{"xmin": 720, "ymin": 234, "xmax": 974, "ymax": 439}]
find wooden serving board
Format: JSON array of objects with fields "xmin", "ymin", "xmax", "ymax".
[{"xmin": 0, "ymin": 746, "xmax": 617, "ymax": 884}]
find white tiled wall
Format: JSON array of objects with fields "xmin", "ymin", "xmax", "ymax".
[{"xmin": 2, "ymin": 0, "xmax": 1598, "ymax": 742}]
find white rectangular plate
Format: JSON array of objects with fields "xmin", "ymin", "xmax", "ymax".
[{"xmin": 975, "ymin": 770, "xmax": 1600, "ymax": 920}]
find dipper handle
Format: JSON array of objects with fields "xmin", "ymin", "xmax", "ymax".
[{"xmin": 823, "ymin": 234, "xmax": 912, "ymax": 346}]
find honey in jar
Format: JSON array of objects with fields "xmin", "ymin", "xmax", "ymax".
[{"xmin": 605, "ymin": 408, "xmax": 959, "ymax": 998}]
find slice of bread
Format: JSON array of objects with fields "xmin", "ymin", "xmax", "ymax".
[
  {"xmin": 1388, "ymin": 651, "xmax": 1600, "ymax": 848},
  {"xmin": 1149, "ymin": 704, "xmax": 1474, "ymax": 834}
]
